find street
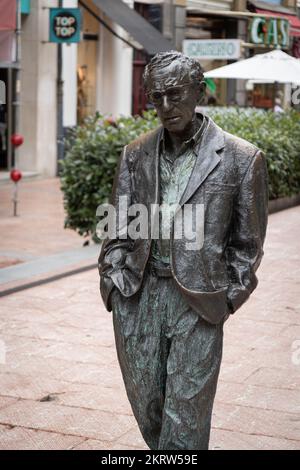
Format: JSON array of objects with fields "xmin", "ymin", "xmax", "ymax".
[{"xmin": 0, "ymin": 179, "xmax": 299, "ymax": 449}]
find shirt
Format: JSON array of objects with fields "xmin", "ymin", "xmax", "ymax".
[{"xmin": 149, "ymin": 116, "xmax": 208, "ymax": 268}]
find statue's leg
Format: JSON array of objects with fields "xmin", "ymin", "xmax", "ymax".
[
  {"xmin": 158, "ymin": 284, "xmax": 224, "ymax": 450},
  {"xmin": 111, "ymin": 267, "xmax": 171, "ymax": 450}
]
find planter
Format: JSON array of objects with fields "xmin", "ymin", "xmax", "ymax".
[{"xmin": 269, "ymin": 194, "xmax": 300, "ymax": 214}]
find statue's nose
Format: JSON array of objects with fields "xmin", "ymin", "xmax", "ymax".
[{"xmin": 162, "ymin": 95, "xmax": 172, "ymax": 111}]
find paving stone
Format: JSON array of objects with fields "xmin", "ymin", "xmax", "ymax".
[
  {"xmin": 3, "ymin": 338, "xmax": 117, "ymax": 367},
  {"xmin": 0, "ymin": 397, "xmax": 18, "ymax": 410},
  {"xmin": 57, "ymin": 362, "xmax": 124, "ymax": 388},
  {"xmin": 0, "ymin": 354, "xmax": 122, "ymax": 388},
  {"xmin": 0, "ymin": 399, "xmax": 136, "ymax": 441},
  {"xmin": 0, "ymin": 178, "xmax": 81, "ymax": 258},
  {"xmin": 210, "ymin": 428, "xmax": 300, "ymax": 450},
  {"xmin": 0, "ymin": 372, "xmax": 78, "ymax": 401},
  {"xmin": 72, "ymin": 439, "xmax": 141, "ymax": 450},
  {"xmin": 116, "ymin": 425, "xmax": 149, "ymax": 450},
  {"xmin": 216, "ymin": 381, "xmax": 300, "ymax": 414},
  {"xmin": 2, "ymin": 320, "xmax": 114, "ymax": 347},
  {"xmin": 0, "ymin": 424, "xmax": 85, "ymax": 450},
  {"xmin": 245, "ymin": 367, "xmax": 300, "ymax": 390},
  {"xmin": 212, "ymin": 402, "xmax": 300, "ymax": 441},
  {"xmin": 55, "ymin": 383, "xmax": 132, "ymax": 415},
  {"xmin": 219, "ymin": 361, "xmax": 260, "ymax": 384}
]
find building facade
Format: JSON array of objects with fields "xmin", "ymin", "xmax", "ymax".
[
  {"xmin": 1, "ymin": 0, "xmax": 171, "ymax": 176},
  {"xmin": 1, "ymin": 0, "xmax": 299, "ymax": 176},
  {"xmin": 18, "ymin": 0, "xmax": 136, "ymax": 176}
]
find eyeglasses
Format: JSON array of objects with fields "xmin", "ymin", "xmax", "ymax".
[{"xmin": 147, "ymin": 82, "xmax": 195, "ymax": 105}]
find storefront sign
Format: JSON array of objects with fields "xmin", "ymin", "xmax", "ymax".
[
  {"xmin": 183, "ymin": 39, "xmax": 241, "ymax": 60},
  {"xmin": 249, "ymin": 17, "xmax": 289, "ymax": 48},
  {"xmin": 21, "ymin": 0, "xmax": 31, "ymax": 14},
  {"xmin": 49, "ymin": 8, "xmax": 81, "ymax": 43}
]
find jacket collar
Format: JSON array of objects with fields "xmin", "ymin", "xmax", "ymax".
[
  {"xmin": 159, "ymin": 114, "xmax": 208, "ymax": 161},
  {"xmin": 141, "ymin": 113, "xmax": 226, "ymax": 206},
  {"xmin": 179, "ymin": 113, "xmax": 225, "ymax": 206}
]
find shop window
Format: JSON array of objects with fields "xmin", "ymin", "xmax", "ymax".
[{"xmin": 77, "ymin": 4, "xmax": 98, "ymax": 123}]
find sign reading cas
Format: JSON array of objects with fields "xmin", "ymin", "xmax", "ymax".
[
  {"xmin": 49, "ymin": 8, "xmax": 81, "ymax": 43},
  {"xmin": 249, "ymin": 17, "xmax": 289, "ymax": 48},
  {"xmin": 183, "ymin": 39, "xmax": 241, "ymax": 60}
]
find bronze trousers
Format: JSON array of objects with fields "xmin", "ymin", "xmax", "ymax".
[{"xmin": 111, "ymin": 263, "xmax": 224, "ymax": 450}]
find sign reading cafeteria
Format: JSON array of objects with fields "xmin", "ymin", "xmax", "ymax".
[
  {"xmin": 183, "ymin": 39, "xmax": 241, "ymax": 60},
  {"xmin": 49, "ymin": 8, "xmax": 81, "ymax": 43},
  {"xmin": 249, "ymin": 17, "xmax": 289, "ymax": 48}
]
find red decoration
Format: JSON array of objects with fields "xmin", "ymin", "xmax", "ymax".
[
  {"xmin": 104, "ymin": 117, "xmax": 117, "ymax": 127},
  {"xmin": 10, "ymin": 169, "xmax": 22, "ymax": 183},
  {"xmin": 292, "ymin": 38, "xmax": 300, "ymax": 59},
  {"xmin": 11, "ymin": 133, "xmax": 24, "ymax": 147}
]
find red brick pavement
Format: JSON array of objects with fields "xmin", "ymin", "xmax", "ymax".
[
  {"xmin": 0, "ymin": 178, "xmax": 82, "ymax": 267},
  {"xmin": 0, "ymin": 196, "xmax": 299, "ymax": 448}
]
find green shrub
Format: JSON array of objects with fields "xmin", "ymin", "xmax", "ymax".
[
  {"xmin": 207, "ymin": 108, "xmax": 300, "ymax": 201},
  {"xmin": 59, "ymin": 111, "xmax": 159, "ymax": 240},
  {"xmin": 60, "ymin": 108, "xmax": 300, "ymax": 240}
]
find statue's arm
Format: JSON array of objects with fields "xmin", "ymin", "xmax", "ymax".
[
  {"xmin": 98, "ymin": 145, "xmax": 133, "ymax": 311},
  {"xmin": 225, "ymin": 149, "xmax": 269, "ymax": 314}
]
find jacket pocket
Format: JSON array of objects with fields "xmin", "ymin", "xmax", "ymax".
[{"xmin": 204, "ymin": 183, "xmax": 236, "ymax": 226}]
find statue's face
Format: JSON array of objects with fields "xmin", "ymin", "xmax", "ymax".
[{"xmin": 147, "ymin": 60, "xmax": 202, "ymax": 134}]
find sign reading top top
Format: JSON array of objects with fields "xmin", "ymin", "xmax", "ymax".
[
  {"xmin": 49, "ymin": 8, "xmax": 81, "ymax": 43},
  {"xmin": 183, "ymin": 40, "xmax": 242, "ymax": 61}
]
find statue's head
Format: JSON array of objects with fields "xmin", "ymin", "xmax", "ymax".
[{"xmin": 143, "ymin": 51, "xmax": 205, "ymax": 134}]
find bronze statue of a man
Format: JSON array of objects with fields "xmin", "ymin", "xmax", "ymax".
[{"xmin": 98, "ymin": 51, "xmax": 268, "ymax": 450}]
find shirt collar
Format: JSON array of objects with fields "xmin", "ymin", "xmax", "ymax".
[{"xmin": 160, "ymin": 114, "xmax": 208, "ymax": 161}]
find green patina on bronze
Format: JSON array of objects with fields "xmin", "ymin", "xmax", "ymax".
[
  {"xmin": 150, "ymin": 116, "xmax": 207, "ymax": 267},
  {"xmin": 98, "ymin": 51, "xmax": 268, "ymax": 450}
]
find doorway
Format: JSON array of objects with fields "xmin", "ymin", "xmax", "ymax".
[{"xmin": 0, "ymin": 67, "xmax": 15, "ymax": 170}]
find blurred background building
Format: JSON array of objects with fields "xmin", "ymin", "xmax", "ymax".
[{"xmin": 0, "ymin": 0, "xmax": 299, "ymax": 177}]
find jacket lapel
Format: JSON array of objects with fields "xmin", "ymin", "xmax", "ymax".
[
  {"xmin": 179, "ymin": 117, "xmax": 225, "ymax": 207},
  {"xmin": 138, "ymin": 116, "xmax": 225, "ymax": 208},
  {"xmin": 139, "ymin": 126, "xmax": 162, "ymax": 206}
]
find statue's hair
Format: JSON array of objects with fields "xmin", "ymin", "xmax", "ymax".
[{"xmin": 143, "ymin": 51, "xmax": 204, "ymax": 90}]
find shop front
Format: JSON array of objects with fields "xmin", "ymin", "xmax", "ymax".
[
  {"xmin": 0, "ymin": 0, "xmax": 17, "ymax": 170},
  {"xmin": 185, "ymin": 3, "xmax": 300, "ymax": 109},
  {"xmin": 246, "ymin": 1, "xmax": 300, "ymax": 109},
  {"xmin": 185, "ymin": 7, "xmax": 250, "ymax": 106}
]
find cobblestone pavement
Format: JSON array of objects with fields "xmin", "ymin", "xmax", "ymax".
[
  {"xmin": 0, "ymin": 194, "xmax": 299, "ymax": 448},
  {"xmin": 0, "ymin": 178, "xmax": 82, "ymax": 268}
]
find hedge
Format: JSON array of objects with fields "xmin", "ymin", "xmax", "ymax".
[{"xmin": 59, "ymin": 108, "xmax": 300, "ymax": 240}]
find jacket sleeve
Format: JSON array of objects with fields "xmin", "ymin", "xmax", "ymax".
[
  {"xmin": 98, "ymin": 145, "xmax": 134, "ymax": 311},
  {"xmin": 225, "ymin": 149, "xmax": 268, "ymax": 313}
]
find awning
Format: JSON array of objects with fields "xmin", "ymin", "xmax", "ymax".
[
  {"xmin": 0, "ymin": 31, "xmax": 16, "ymax": 62},
  {"xmin": 254, "ymin": 8, "xmax": 300, "ymax": 37},
  {"xmin": 204, "ymin": 49, "xmax": 300, "ymax": 85},
  {"xmin": 92, "ymin": 0, "xmax": 174, "ymax": 55},
  {"xmin": 0, "ymin": 0, "xmax": 16, "ymax": 31}
]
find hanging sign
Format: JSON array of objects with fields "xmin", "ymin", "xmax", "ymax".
[
  {"xmin": 249, "ymin": 17, "xmax": 290, "ymax": 49},
  {"xmin": 49, "ymin": 8, "xmax": 81, "ymax": 43},
  {"xmin": 183, "ymin": 39, "xmax": 241, "ymax": 60}
]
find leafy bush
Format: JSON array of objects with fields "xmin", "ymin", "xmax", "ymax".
[
  {"xmin": 60, "ymin": 111, "xmax": 159, "ymax": 240},
  {"xmin": 207, "ymin": 108, "xmax": 300, "ymax": 201},
  {"xmin": 60, "ymin": 108, "xmax": 300, "ymax": 239}
]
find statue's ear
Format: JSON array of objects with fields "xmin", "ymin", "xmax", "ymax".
[{"xmin": 197, "ymin": 80, "xmax": 206, "ymax": 105}]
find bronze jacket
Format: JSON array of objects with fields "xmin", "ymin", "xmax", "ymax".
[{"xmin": 98, "ymin": 115, "xmax": 268, "ymax": 324}]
